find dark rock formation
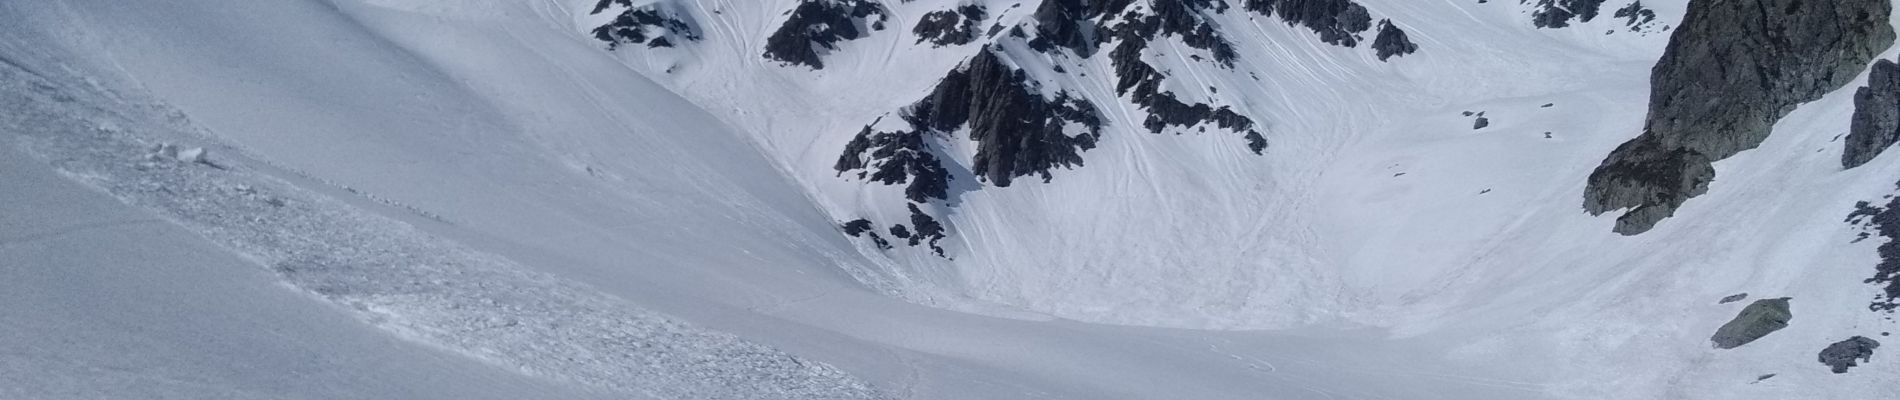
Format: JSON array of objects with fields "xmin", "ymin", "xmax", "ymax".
[
  {"xmin": 1528, "ymin": 0, "xmax": 1605, "ymax": 29},
  {"xmin": 1711, "ymin": 298, "xmax": 1792, "ymax": 349},
  {"xmin": 840, "ymin": 218, "xmax": 892, "ymax": 249},
  {"xmin": 841, "ymin": 218, "xmax": 874, "ymax": 236},
  {"xmin": 1582, "ymin": 0, "xmax": 1894, "ymax": 235},
  {"xmin": 1613, "ymin": 1, "xmax": 1659, "ymax": 31},
  {"xmin": 1846, "ymin": 191, "xmax": 1900, "ymax": 313},
  {"xmin": 836, "ymin": 49, "xmax": 1105, "ymax": 190},
  {"xmin": 913, "ymin": 4, "xmax": 986, "ymax": 46},
  {"xmin": 590, "ymin": 0, "xmax": 700, "ymax": 49},
  {"xmin": 1243, "ymin": 0, "xmax": 1374, "ymax": 47},
  {"xmin": 907, "ymin": 203, "xmax": 947, "ymax": 256},
  {"xmin": 1473, "ymin": 116, "xmax": 1491, "ymax": 130},
  {"xmin": 1818, "ymin": 336, "xmax": 1880, "ymax": 373},
  {"xmin": 834, "ymin": 118, "xmax": 953, "ymax": 203},
  {"xmin": 923, "ymin": 50, "xmax": 1104, "ymax": 187},
  {"xmin": 1846, "ymin": 60, "xmax": 1900, "ymax": 169},
  {"xmin": 1720, "ymin": 293, "xmax": 1748, "ymax": 304},
  {"xmin": 1027, "ymin": 0, "xmax": 1240, "ymax": 67},
  {"xmin": 1109, "ymin": 32, "xmax": 1265, "ymax": 153},
  {"xmin": 1371, "ymin": 19, "xmax": 1417, "ymax": 62},
  {"xmin": 763, "ymin": 0, "xmax": 890, "ymax": 69},
  {"xmin": 1025, "ymin": 0, "xmax": 1131, "ymax": 57}
]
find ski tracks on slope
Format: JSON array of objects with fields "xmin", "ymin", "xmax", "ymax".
[{"xmin": 0, "ymin": 48, "xmax": 891, "ymax": 400}]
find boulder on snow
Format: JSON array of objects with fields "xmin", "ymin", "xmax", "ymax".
[
  {"xmin": 1844, "ymin": 60, "xmax": 1900, "ymax": 169},
  {"xmin": 1711, "ymin": 297, "xmax": 1792, "ymax": 349},
  {"xmin": 1371, "ymin": 19, "xmax": 1417, "ymax": 62},
  {"xmin": 1817, "ymin": 336, "xmax": 1880, "ymax": 373}
]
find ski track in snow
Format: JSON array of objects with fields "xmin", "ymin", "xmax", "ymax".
[{"xmin": 0, "ymin": 55, "xmax": 887, "ymax": 400}]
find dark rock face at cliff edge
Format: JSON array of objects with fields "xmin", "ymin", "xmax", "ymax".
[
  {"xmin": 1845, "ymin": 60, "xmax": 1900, "ymax": 170},
  {"xmin": 1582, "ymin": 0, "xmax": 1893, "ymax": 235},
  {"xmin": 763, "ymin": 0, "xmax": 890, "ymax": 69}
]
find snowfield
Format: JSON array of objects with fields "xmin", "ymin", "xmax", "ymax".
[{"xmin": 3, "ymin": 0, "xmax": 1897, "ymax": 398}]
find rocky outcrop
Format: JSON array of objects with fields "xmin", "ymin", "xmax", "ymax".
[
  {"xmin": 1243, "ymin": 0, "xmax": 1373, "ymax": 47},
  {"xmin": 1845, "ymin": 60, "xmax": 1900, "ymax": 169},
  {"xmin": 1026, "ymin": 0, "xmax": 1131, "ymax": 57},
  {"xmin": 1846, "ymin": 192, "xmax": 1900, "ymax": 313},
  {"xmin": 763, "ymin": 0, "xmax": 889, "ymax": 69},
  {"xmin": 834, "ymin": 118, "xmax": 953, "ymax": 203},
  {"xmin": 905, "ymin": 203, "xmax": 947, "ymax": 256},
  {"xmin": 1818, "ymin": 336, "xmax": 1880, "ymax": 373},
  {"xmin": 1582, "ymin": 0, "xmax": 1894, "ymax": 235},
  {"xmin": 836, "ymin": 49, "xmax": 1105, "ymax": 189},
  {"xmin": 1109, "ymin": 35, "xmax": 1266, "ymax": 153},
  {"xmin": 1613, "ymin": 1, "xmax": 1659, "ymax": 32},
  {"xmin": 1528, "ymin": 0, "xmax": 1605, "ymax": 29},
  {"xmin": 840, "ymin": 218, "xmax": 892, "ymax": 249},
  {"xmin": 921, "ymin": 50, "xmax": 1104, "ymax": 187},
  {"xmin": 1711, "ymin": 298, "xmax": 1792, "ymax": 349},
  {"xmin": 590, "ymin": 0, "xmax": 700, "ymax": 49},
  {"xmin": 913, "ymin": 4, "xmax": 986, "ymax": 47},
  {"xmin": 1371, "ymin": 19, "xmax": 1417, "ymax": 62}
]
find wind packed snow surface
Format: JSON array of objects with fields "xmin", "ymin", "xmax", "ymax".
[{"xmin": 4, "ymin": 0, "xmax": 1900, "ymax": 399}]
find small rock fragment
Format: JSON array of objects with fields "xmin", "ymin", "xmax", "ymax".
[{"xmin": 1818, "ymin": 336, "xmax": 1880, "ymax": 373}]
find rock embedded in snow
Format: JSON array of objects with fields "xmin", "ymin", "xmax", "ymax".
[
  {"xmin": 1846, "ymin": 193, "xmax": 1900, "ymax": 312},
  {"xmin": 837, "ymin": 49, "xmax": 1103, "ymax": 190},
  {"xmin": 763, "ymin": 0, "xmax": 890, "ymax": 69},
  {"xmin": 1719, "ymin": 293, "xmax": 1747, "ymax": 304},
  {"xmin": 1711, "ymin": 298, "xmax": 1793, "ymax": 349},
  {"xmin": 1613, "ymin": 1, "xmax": 1659, "ymax": 31},
  {"xmin": 913, "ymin": 4, "xmax": 985, "ymax": 47},
  {"xmin": 1243, "ymin": 0, "xmax": 1374, "ymax": 47},
  {"xmin": 1371, "ymin": 19, "xmax": 1418, "ymax": 62},
  {"xmin": 1528, "ymin": 0, "xmax": 1605, "ymax": 29},
  {"xmin": 589, "ymin": 0, "xmax": 700, "ymax": 50},
  {"xmin": 1817, "ymin": 336, "xmax": 1880, "ymax": 373},
  {"xmin": 1844, "ymin": 60, "xmax": 1900, "ymax": 170},
  {"xmin": 1583, "ymin": 0, "xmax": 1894, "ymax": 235}
]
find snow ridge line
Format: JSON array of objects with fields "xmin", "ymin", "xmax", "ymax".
[{"xmin": 0, "ymin": 63, "xmax": 889, "ymax": 400}]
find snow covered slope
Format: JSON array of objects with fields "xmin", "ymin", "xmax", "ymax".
[{"xmin": 3, "ymin": 0, "xmax": 1897, "ymax": 398}]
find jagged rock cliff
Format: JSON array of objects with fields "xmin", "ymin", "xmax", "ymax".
[
  {"xmin": 836, "ymin": 49, "xmax": 1104, "ymax": 191},
  {"xmin": 913, "ymin": 4, "xmax": 986, "ymax": 47},
  {"xmin": 1243, "ymin": 0, "xmax": 1374, "ymax": 47},
  {"xmin": 589, "ymin": 0, "xmax": 700, "ymax": 49},
  {"xmin": 1528, "ymin": 0, "xmax": 1605, "ymax": 29},
  {"xmin": 1582, "ymin": 0, "xmax": 1893, "ymax": 235},
  {"xmin": 763, "ymin": 0, "xmax": 890, "ymax": 69},
  {"xmin": 1846, "ymin": 60, "xmax": 1900, "ymax": 169},
  {"xmin": 1371, "ymin": 19, "xmax": 1417, "ymax": 61}
]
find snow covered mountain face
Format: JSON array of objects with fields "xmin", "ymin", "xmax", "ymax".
[{"xmin": 7, "ymin": 0, "xmax": 1900, "ymax": 398}]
